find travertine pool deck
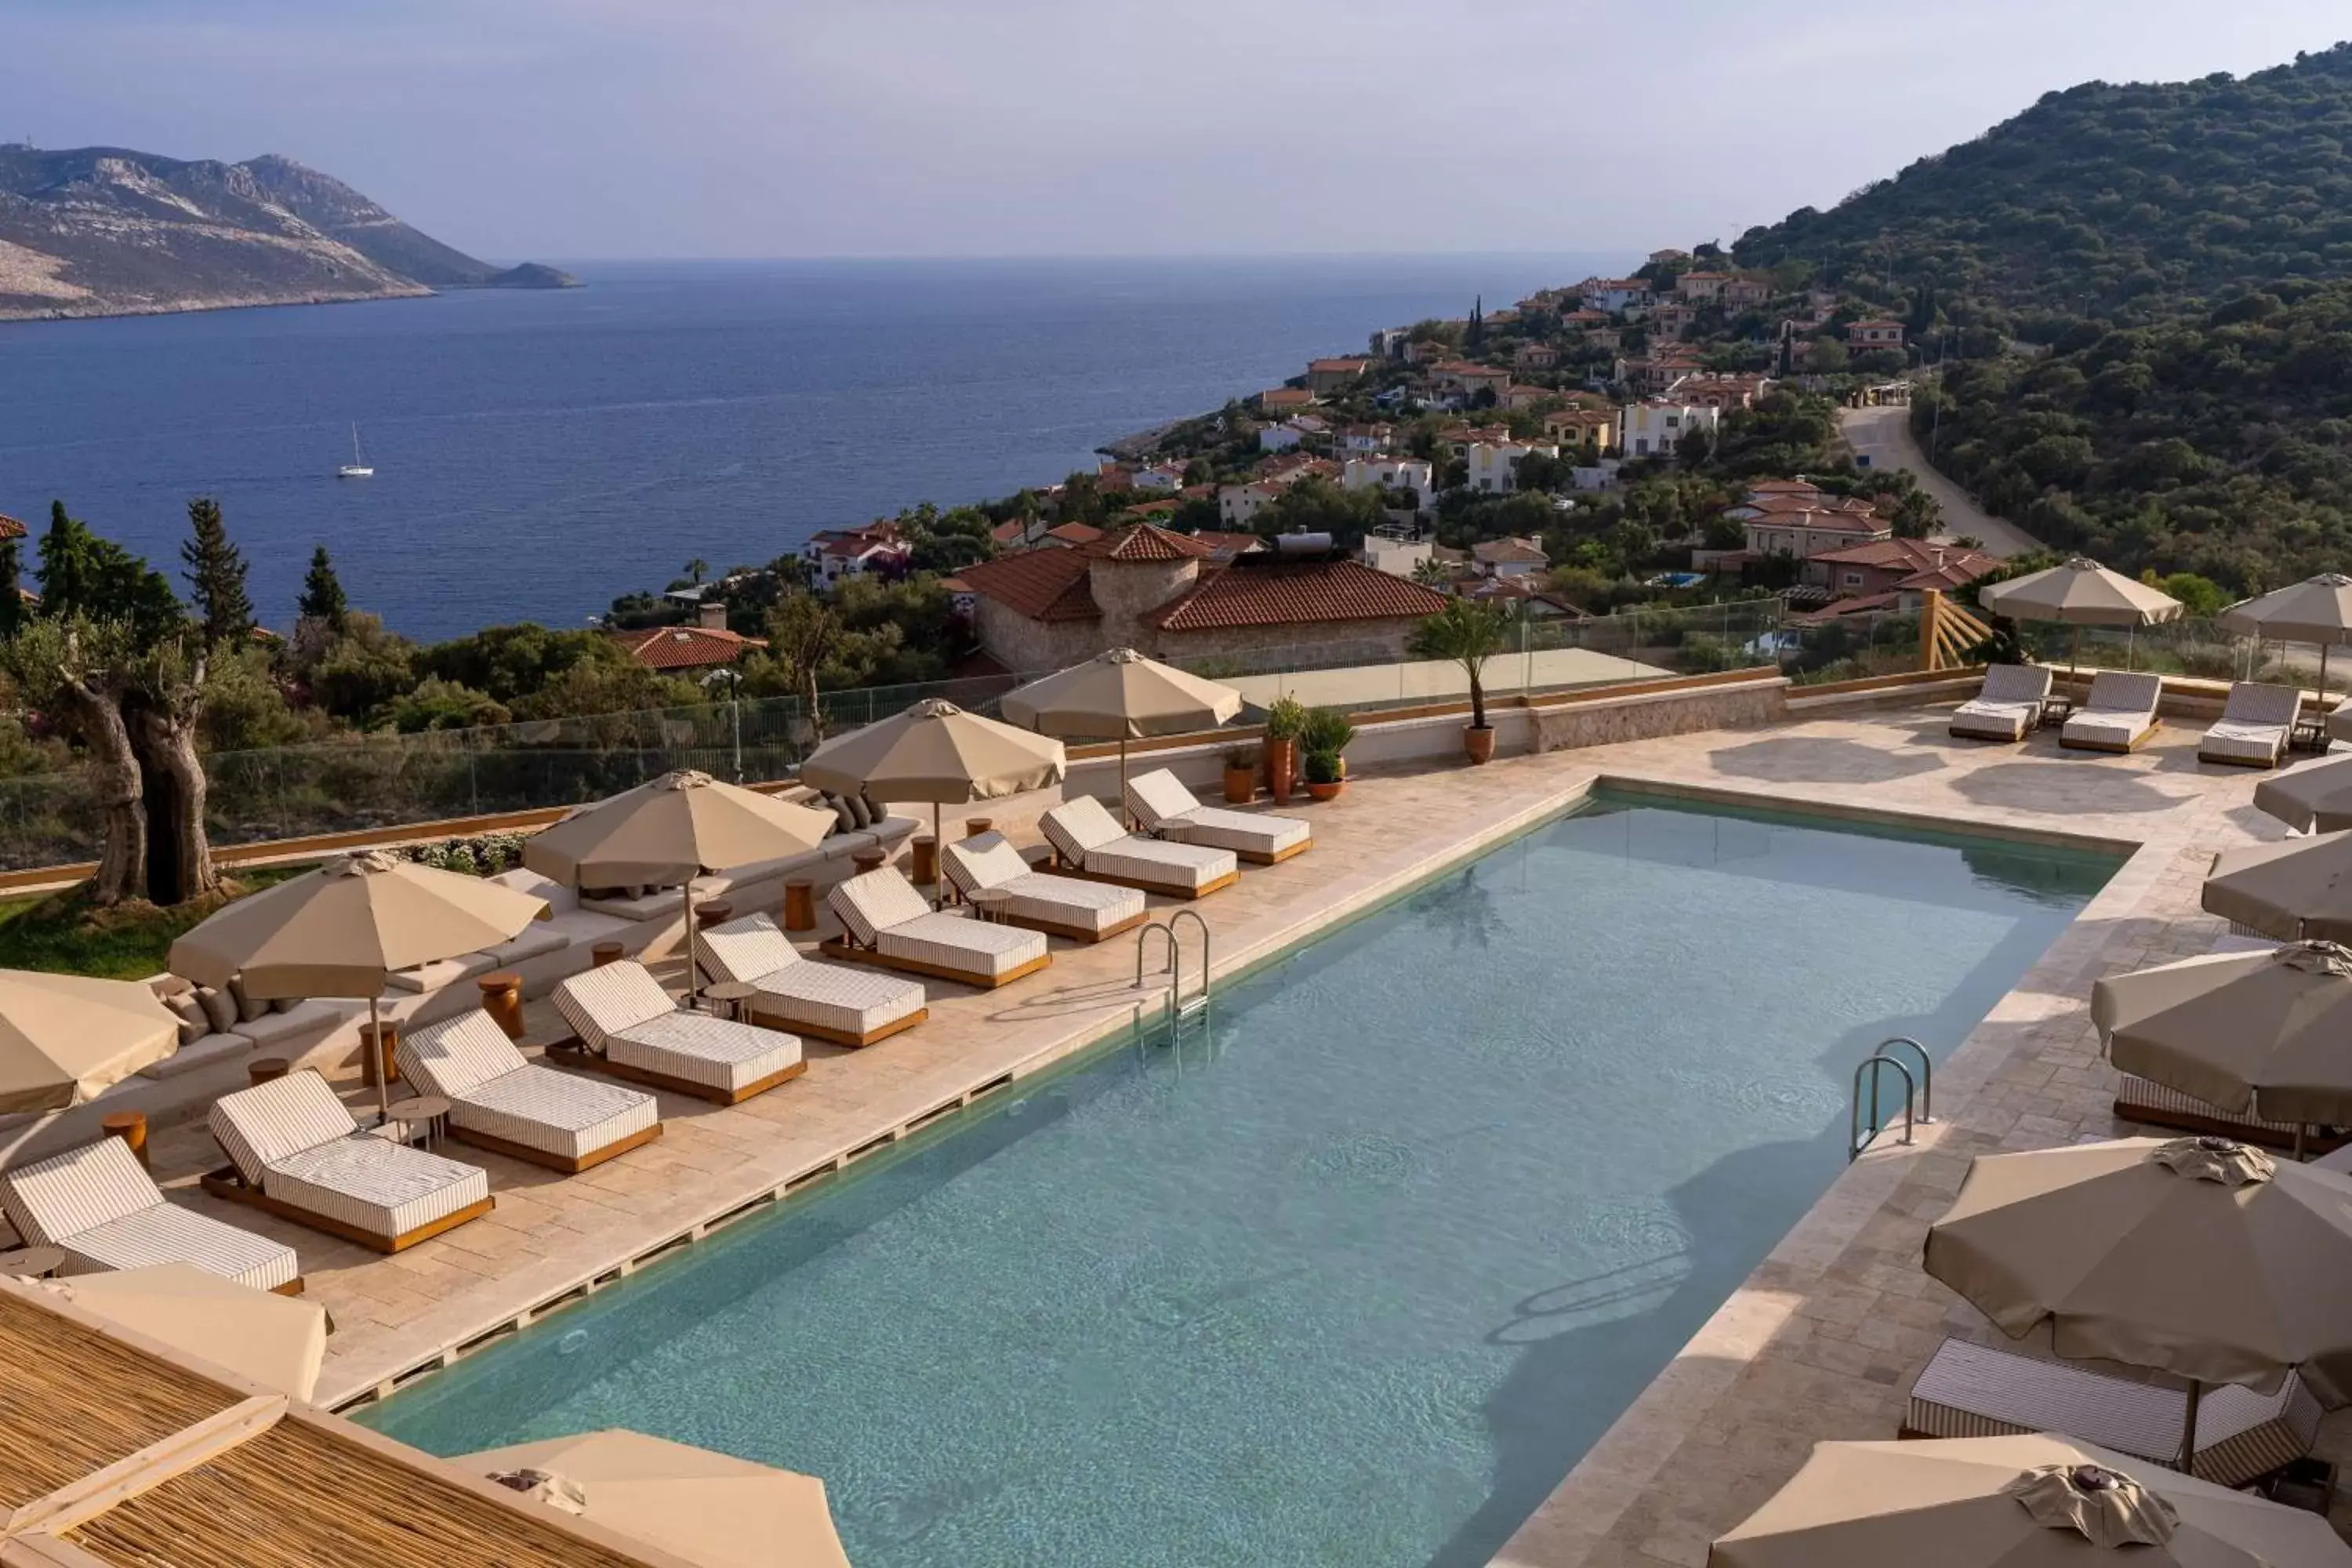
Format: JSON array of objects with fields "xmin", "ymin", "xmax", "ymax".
[{"xmin": 111, "ymin": 703, "xmax": 2340, "ymax": 1555}]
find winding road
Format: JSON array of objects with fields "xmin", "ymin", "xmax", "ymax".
[{"xmin": 1837, "ymin": 404, "xmax": 2042, "ymax": 558}]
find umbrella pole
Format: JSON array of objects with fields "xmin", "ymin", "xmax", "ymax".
[
  {"xmin": 684, "ymin": 872, "xmax": 700, "ymax": 1007},
  {"xmin": 369, "ymin": 995, "xmax": 390, "ymax": 1123},
  {"xmin": 933, "ymin": 802, "xmax": 945, "ymax": 909},
  {"xmin": 2070, "ymin": 624, "xmax": 2082, "ymax": 683},
  {"xmin": 2177, "ymin": 1378, "xmax": 2203, "ymax": 1474},
  {"xmin": 1120, "ymin": 738, "xmax": 1130, "ymax": 826},
  {"xmin": 2321, "ymin": 644, "xmax": 2333, "ymax": 706}
]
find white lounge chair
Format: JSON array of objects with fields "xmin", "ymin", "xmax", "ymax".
[
  {"xmin": 1905, "ymin": 1337, "xmax": 2320, "ymax": 1488},
  {"xmin": 397, "ymin": 1009, "xmax": 663, "ymax": 1174},
  {"xmin": 824, "ymin": 868, "xmax": 1051, "ymax": 988},
  {"xmin": 553, "ymin": 962, "xmax": 806, "ymax": 1105},
  {"xmin": 0, "ymin": 1136, "xmax": 301, "ymax": 1294},
  {"xmin": 1124, "ymin": 768, "xmax": 1312, "ymax": 865},
  {"xmin": 1948, "ymin": 663, "xmax": 2053, "ymax": 743},
  {"xmin": 940, "ymin": 833, "xmax": 1148, "ymax": 942},
  {"xmin": 699, "ymin": 913, "xmax": 928, "ymax": 1047},
  {"xmin": 204, "ymin": 1070, "xmax": 492, "ymax": 1254},
  {"xmin": 2200, "ymin": 681, "xmax": 2303, "ymax": 768},
  {"xmin": 1040, "ymin": 796, "xmax": 1240, "ymax": 898},
  {"xmin": 2060, "ymin": 671, "xmax": 2163, "ymax": 753}
]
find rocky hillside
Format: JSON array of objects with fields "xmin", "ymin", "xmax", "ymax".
[{"xmin": 0, "ymin": 145, "xmax": 574, "ymax": 321}]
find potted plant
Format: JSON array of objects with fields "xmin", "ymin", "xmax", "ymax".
[
  {"xmin": 1408, "ymin": 598, "xmax": 1512, "ymax": 764},
  {"xmin": 1223, "ymin": 746, "xmax": 1258, "ymax": 804},
  {"xmin": 1262, "ymin": 695, "xmax": 1308, "ymax": 805},
  {"xmin": 1303, "ymin": 747, "xmax": 1345, "ymax": 801},
  {"xmin": 1299, "ymin": 706, "xmax": 1356, "ymax": 782}
]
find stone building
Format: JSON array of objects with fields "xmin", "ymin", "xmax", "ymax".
[{"xmin": 956, "ymin": 523, "xmax": 1450, "ymax": 673}]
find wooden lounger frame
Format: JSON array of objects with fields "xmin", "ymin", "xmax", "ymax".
[
  {"xmin": 2060, "ymin": 717, "xmax": 2161, "ymax": 754},
  {"xmin": 1231, "ymin": 838, "xmax": 1310, "ymax": 866},
  {"xmin": 198, "ymin": 1164, "xmax": 495, "ymax": 1255},
  {"xmin": 546, "ymin": 1040, "xmax": 808, "ymax": 1105},
  {"xmin": 742, "ymin": 1000, "xmax": 929, "ymax": 1049},
  {"xmin": 1048, "ymin": 851, "xmax": 1239, "ymax": 900},
  {"xmin": 991, "ymin": 906, "xmax": 1150, "ymax": 944},
  {"xmin": 442, "ymin": 1119, "xmax": 662, "ymax": 1175},
  {"xmin": 817, "ymin": 937, "xmax": 1051, "ymax": 989},
  {"xmin": 2200, "ymin": 744, "xmax": 2287, "ymax": 768},
  {"xmin": 2111, "ymin": 1091, "xmax": 2348, "ymax": 1156}
]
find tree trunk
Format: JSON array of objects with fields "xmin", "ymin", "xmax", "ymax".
[
  {"xmin": 58, "ymin": 684, "xmax": 145, "ymax": 906},
  {"xmin": 130, "ymin": 695, "xmax": 219, "ymax": 906}
]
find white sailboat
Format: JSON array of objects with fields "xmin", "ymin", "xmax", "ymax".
[{"xmin": 336, "ymin": 424, "xmax": 374, "ymax": 479}]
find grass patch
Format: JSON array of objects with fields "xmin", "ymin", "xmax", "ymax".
[{"xmin": 0, "ymin": 866, "xmax": 309, "ymax": 979}]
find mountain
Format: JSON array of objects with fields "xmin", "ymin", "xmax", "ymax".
[{"xmin": 0, "ymin": 145, "xmax": 572, "ymax": 321}]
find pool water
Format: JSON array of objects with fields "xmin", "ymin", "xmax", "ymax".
[{"xmin": 362, "ymin": 795, "xmax": 2117, "ymax": 1567}]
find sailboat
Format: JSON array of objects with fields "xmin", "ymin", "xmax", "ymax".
[{"xmin": 336, "ymin": 424, "xmax": 374, "ymax": 479}]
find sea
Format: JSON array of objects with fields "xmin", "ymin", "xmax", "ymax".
[{"xmin": 0, "ymin": 255, "xmax": 1621, "ymax": 642}]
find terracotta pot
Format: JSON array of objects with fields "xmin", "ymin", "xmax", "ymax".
[
  {"xmin": 1464, "ymin": 724, "xmax": 1497, "ymax": 765},
  {"xmin": 1306, "ymin": 780, "xmax": 1344, "ymax": 803},
  {"xmin": 1265, "ymin": 738, "xmax": 1298, "ymax": 804},
  {"xmin": 1222, "ymin": 764, "xmax": 1255, "ymax": 804}
]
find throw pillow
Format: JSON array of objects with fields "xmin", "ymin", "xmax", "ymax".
[
  {"xmin": 226, "ymin": 974, "xmax": 269, "ymax": 1023},
  {"xmin": 826, "ymin": 793, "xmax": 857, "ymax": 834},
  {"xmin": 194, "ymin": 985, "xmax": 238, "ymax": 1036},
  {"xmin": 270, "ymin": 996, "xmax": 296, "ymax": 1014},
  {"xmin": 164, "ymin": 993, "xmax": 209, "ymax": 1045}
]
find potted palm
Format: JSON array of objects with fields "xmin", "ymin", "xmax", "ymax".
[
  {"xmin": 1299, "ymin": 708, "xmax": 1354, "ymax": 800},
  {"xmin": 1262, "ymin": 695, "xmax": 1308, "ymax": 805},
  {"xmin": 1408, "ymin": 598, "xmax": 1512, "ymax": 764},
  {"xmin": 1223, "ymin": 746, "xmax": 1258, "ymax": 804}
]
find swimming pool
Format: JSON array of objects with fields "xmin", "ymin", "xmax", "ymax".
[{"xmin": 362, "ymin": 793, "xmax": 2118, "ymax": 1566}]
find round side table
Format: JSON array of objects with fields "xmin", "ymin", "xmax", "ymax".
[
  {"xmin": 359, "ymin": 1021, "xmax": 400, "ymax": 1091},
  {"xmin": 782, "ymin": 880, "xmax": 817, "ymax": 932},
  {"xmin": 247, "ymin": 1056, "xmax": 290, "ymax": 1087},
  {"xmin": 851, "ymin": 848, "xmax": 887, "ymax": 876},
  {"xmin": 100, "ymin": 1111, "xmax": 149, "ymax": 1168},
  {"xmin": 0, "ymin": 1246, "xmax": 65, "ymax": 1280},
  {"xmin": 964, "ymin": 817, "xmax": 993, "ymax": 840},
  {"xmin": 909, "ymin": 835, "xmax": 939, "ymax": 887},
  {"xmin": 700, "ymin": 980, "xmax": 760, "ymax": 1025},
  {"xmin": 965, "ymin": 887, "xmax": 1012, "ymax": 924},
  {"xmin": 384, "ymin": 1095, "xmax": 452, "ymax": 1152},
  {"xmin": 694, "ymin": 899, "xmax": 734, "ymax": 931},
  {"xmin": 476, "ymin": 971, "xmax": 524, "ymax": 1040},
  {"xmin": 591, "ymin": 940, "xmax": 626, "ymax": 968}
]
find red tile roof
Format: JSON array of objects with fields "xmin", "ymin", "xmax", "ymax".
[
  {"xmin": 956, "ymin": 549, "xmax": 1102, "ymax": 622},
  {"xmin": 990, "ymin": 520, "xmax": 1029, "ymax": 544},
  {"xmin": 1083, "ymin": 522, "xmax": 1216, "ymax": 562},
  {"xmin": 0, "ymin": 514, "xmax": 25, "ymax": 542},
  {"xmin": 1187, "ymin": 531, "xmax": 1267, "ymax": 559},
  {"xmin": 1149, "ymin": 561, "xmax": 1449, "ymax": 633},
  {"xmin": 610, "ymin": 624, "xmax": 767, "ymax": 670},
  {"xmin": 1044, "ymin": 521, "xmax": 1103, "ymax": 545}
]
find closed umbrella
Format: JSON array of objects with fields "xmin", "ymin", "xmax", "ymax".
[
  {"xmin": 0, "ymin": 970, "xmax": 181, "ymax": 1115},
  {"xmin": 2253, "ymin": 756, "xmax": 2352, "ymax": 836},
  {"xmin": 2201, "ymin": 830, "xmax": 2352, "ymax": 943},
  {"xmin": 170, "ymin": 851, "xmax": 550, "ymax": 1119},
  {"xmin": 1711, "ymin": 1433, "xmax": 2352, "ymax": 1568},
  {"xmin": 2093, "ymin": 940, "xmax": 2352, "ymax": 1145},
  {"xmin": 801, "ymin": 699, "xmax": 1066, "ymax": 905},
  {"xmin": 1924, "ymin": 1135, "xmax": 2352, "ymax": 1471},
  {"xmin": 523, "ymin": 770, "xmax": 833, "ymax": 1003},
  {"xmin": 2220, "ymin": 573, "xmax": 2352, "ymax": 702},
  {"xmin": 31, "ymin": 1263, "xmax": 327, "ymax": 1399},
  {"xmin": 465, "ymin": 1429, "xmax": 851, "ymax": 1568},
  {"xmin": 1978, "ymin": 559, "xmax": 2182, "ymax": 676},
  {"xmin": 1000, "ymin": 647, "xmax": 1241, "ymax": 798}
]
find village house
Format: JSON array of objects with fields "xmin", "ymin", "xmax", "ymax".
[
  {"xmin": 1258, "ymin": 387, "xmax": 1317, "ymax": 414},
  {"xmin": 1471, "ymin": 535, "xmax": 1549, "ymax": 579},
  {"xmin": 1338, "ymin": 422, "xmax": 1396, "ymax": 456},
  {"xmin": 1428, "ymin": 361, "xmax": 1513, "ymax": 400},
  {"xmin": 1466, "ymin": 438, "xmax": 1559, "ymax": 493},
  {"xmin": 1616, "ymin": 349, "xmax": 1708, "ymax": 396},
  {"xmin": 1674, "ymin": 271, "xmax": 1732, "ymax": 303},
  {"xmin": 1513, "ymin": 342, "xmax": 1561, "ymax": 372},
  {"xmin": 1259, "ymin": 421, "xmax": 1308, "ymax": 453},
  {"xmin": 802, "ymin": 521, "xmax": 912, "ymax": 587},
  {"xmin": 1668, "ymin": 372, "xmax": 1774, "ymax": 412},
  {"xmin": 1800, "ymin": 538, "xmax": 1997, "ymax": 603},
  {"xmin": 1577, "ymin": 278, "xmax": 1653, "ymax": 315},
  {"xmin": 1369, "ymin": 326, "xmax": 1412, "ymax": 358},
  {"xmin": 1733, "ymin": 480, "xmax": 1892, "ymax": 557},
  {"xmin": 1218, "ymin": 455, "xmax": 1336, "ymax": 527},
  {"xmin": 1501, "ymin": 384, "xmax": 1555, "ymax": 412},
  {"xmin": 1403, "ymin": 339, "xmax": 1450, "ymax": 366},
  {"xmin": 1543, "ymin": 406, "xmax": 1619, "ymax": 450},
  {"xmin": 1129, "ymin": 461, "xmax": 1187, "ymax": 491},
  {"xmin": 1620, "ymin": 400, "xmax": 1722, "ymax": 459},
  {"xmin": 1187, "ymin": 531, "xmax": 1268, "ymax": 564},
  {"xmin": 1305, "ymin": 358, "xmax": 1377, "ymax": 395},
  {"xmin": 1342, "ymin": 454, "xmax": 1437, "ymax": 512},
  {"xmin": 955, "ymin": 521, "xmax": 1451, "ymax": 670},
  {"xmin": 1723, "ymin": 276, "xmax": 1773, "ymax": 309},
  {"xmin": 1649, "ymin": 302, "xmax": 1697, "ymax": 342},
  {"xmin": 611, "ymin": 605, "xmax": 768, "ymax": 673},
  {"xmin": 1453, "ymin": 573, "xmax": 1581, "ymax": 618},
  {"xmin": 1647, "ymin": 248, "xmax": 1689, "ymax": 265},
  {"xmin": 1847, "ymin": 319, "xmax": 1907, "ymax": 353},
  {"xmin": 1560, "ymin": 308, "xmax": 1610, "ymax": 330},
  {"xmin": 1361, "ymin": 533, "xmax": 1439, "ymax": 579}
]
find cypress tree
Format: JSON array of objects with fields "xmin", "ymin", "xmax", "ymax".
[
  {"xmin": 38, "ymin": 500, "xmax": 96, "ymax": 620},
  {"xmin": 0, "ymin": 526, "xmax": 22, "ymax": 638},
  {"xmin": 180, "ymin": 496, "xmax": 254, "ymax": 645},
  {"xmin": 299, "ymin": 546, "xmax": 348, "ymax": 633}
]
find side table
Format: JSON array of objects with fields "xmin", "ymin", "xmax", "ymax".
[
  {"xmin": 384, "ymin": 1095, "xmax": 453, "ymax": 1152},
  {"xmin": 851, "ymin": 848, "xmax": 887, "ymax": 876},
  {"xmin": 700, "ymin": 980, "xmax": 760, "ymax": 1025},
  {"xmin": 477, "ymin": 971, "xmax": 525, "ymax": 1040},
  {"xmin": 910, "ymin": 835, "xmax": 938, "ymax": 888},
  {"xmin": 965, "ymin": 887, "xmax": 1012, "ymax": 924},
  {"xmin": 100, "ymin": 1111, "xmax": 148, "ymax": 1168},
  {"xmin": 782, "ymin": 880, "xmax": 817, "ymax": 932},
  {"xmin": 0, "ymin": 1246, "xmax": 65, "ymax": 1280}
]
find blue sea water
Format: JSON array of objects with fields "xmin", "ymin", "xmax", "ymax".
[{"xmin": 0, "ymin": 254, "xmax": 1618, "ymax": 641}]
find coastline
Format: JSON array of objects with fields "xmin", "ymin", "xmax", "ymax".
[{"xmin": 0, "ymin": 281, "xmax": 436, "ymax": 325}]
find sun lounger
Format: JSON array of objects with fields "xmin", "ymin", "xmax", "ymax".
[
  {"xmin": 203, "ymin": 1070, "xmax": 492, "ymax": 1254},
  {"xmin": 1948, "ymin": 663, "xmax": 2053, "ymax": 743},
  {"xmin": 1, "ymin": 1136, "xmax": 301, "ymax": 1294},
  {"xmin": 397, "ymin": 1010, "xmax": 662, "ymax": 1173},
  {"xmin": 698, "ymin": 913, "xmax": 928, "ymax": 1047},
  {"xmin": 1040, "ymin": 795, "xmax": 1240, "ymax": 898},
  {"xmin": 940, "ymin": 833, "xmax": 1148, "ymax": 942},
  {"xmin": 1123, "ymin": 768, "xmax": 1312, "ymax": 865},
  {"xmin": 2199, "ymin": 681, "xmax": 2303, "ymax": 768},
  {"xmin": 822, "ymin": 868, "xmax": 1051, "ymax": 987},
  {"xmin": 552, "ymin": 962, "xmax": 806, "ymax": 1104},
  {"xmin": 1904, "ymin": 1337, "xmax": 2320, "ymax": 1488},
  {"xmin": 2060, "ymin": 671, "xmax": 2163, "ymax": 753},
  {"xmin": 2108, "ymin": 1072, "xmax": 2343, "ymax": 1156}
]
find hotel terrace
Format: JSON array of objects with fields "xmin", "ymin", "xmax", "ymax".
[{"xmin": 8, "ymin": 595, "xmax": 2352, "ymax": 1564}]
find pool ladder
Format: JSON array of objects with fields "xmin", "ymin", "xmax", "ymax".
[
  {"xmin": 1848, "ymin": 1037, "xmax": 1933, "ymax": 1163},
  {"xmin": 1135, "ymin": 910, "xmax": 1210, "ymax": 1047}
]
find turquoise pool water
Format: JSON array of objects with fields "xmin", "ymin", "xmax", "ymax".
[{"xmin": 362, "ymin": 794, "xmax": 2118, "ymax": 1566}]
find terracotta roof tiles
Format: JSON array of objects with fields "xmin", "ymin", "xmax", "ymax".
[
  {"xmin": 1149, "ymin": 560, "xmax": 1448, "ymax": 633},
  {"xmin": 610, "ymin": 624, "xmax": 767, "ymax": 670},
  {"xmin": 956, "ymin": 549, "xmax": 1103, "ymax": 621},
  {"xmin": 1083, "ymin": 522, "xmax": 1217, "ymax": 562}
]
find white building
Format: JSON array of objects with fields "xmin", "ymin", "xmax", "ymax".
[
  {"xmin": 1578, "ymin": 278, "xmax": 1653, "ymax": 316},
  {"xmin": 1134, "ymin": 463, "xmax": 1187, "ymax": 491},
  {"xmin": 1258, "ymin": 423, "xmax": 1304, "ymax": 453},
  {"xmin": 1342, "ymin": 455, "xmax": 1436, "ymax": 513},
  {"xmin": 1465, "ymin": 439, "xmax": 1559, "ymax": 494},
  {"xmin": 802, "ymin": 524, "xmax": 910, "ymax": 587},
  {"xmin": 1618, "ymin": 401, "xmax": 1722, "ymax": 459},
  {"xmin": 1361, "ymin": 535, "xmax": 1437, "ymax": 579}
]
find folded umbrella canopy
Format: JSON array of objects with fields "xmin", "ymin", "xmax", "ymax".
[
  {"xmin": 465, "ymin": 1428, "xmax": 851, "ymax": 1568},
  {"xmin": 31, "ymin": 1263, "xmax": 328, "ymax": 1400},
  {"xmin": 2201, "ymin": 829, "xmax": 2352, "ymax": 943},
  {"xmin": 1978, "ymin": 559, "xmax": 2182, "ymax": 675},
  {"xmin": 2254, "ymin": 755, "xmax": 2352, "ymax": 836},
  {"xmin": 2094, "ymin": 939, "xmax": 2352, "ymax": 1131},
  {"xmin": 2220, "ymin": 573, "xmax": 2352, "ymax": 700},
  {"xmin": 1924, "ymin": 1135, "xmax": 2352, "ymax": 1470},
  {"xmin": 1000, "ymin": 647, "xmax": 1241, "ymax": 797},
  {"xmin": 1711, "ymin": 1433, "xmax": 2352, "ymax": 1568},
  {"xmin": 0, "ymin": 969, "xmax": 182, "ymax": 1115}
]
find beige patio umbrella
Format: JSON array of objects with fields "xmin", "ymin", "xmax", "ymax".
[
  {"xmin": 31, "ymin": 1264, "xmax": 327, "ymax": 1399},
  {"xmin": 1924, "ymin": 1135, "xmax": 2352, "ymax": 1471},
  {"xmin": 523, "ymin": 770, "xmax": 833, "ymax": 1002},
  {"xmin": 2254, "ymin": 756, "xmax": 2352, "ymax": 836},
  {"xmin": 170, "ymin": 850, "xmax": 551, "ymax": 1119},
  {"xmin": 1978, "ymin": 558, "xmax": 2182, "ymax": 676},
  {"xmin": 0, "ymin": 969, "xmax": 182, "ymax": 1114},
  {"xmin": 800, "ymin": 699, "xmax": 1066, "ymax": 905},
  {"xmin": 2201, "ymin": 830, "xmax": 2352, "ymax": 943},
  {"xmin": 1711, "ymin": 1433, "xmax": 2352, "ymax": 1567},
  {"xmin": 2093, "ymin": 941, "xmax": 2352, "ymax": 1149},
  {"xmin": 465, "ymin": 1429, "xmax": 851, "ymax": 1568},
  {"xmin": 1000, "ymin": 647, "xmax": 1241, "ymax": 797},
  {"xmin": 2220, "ymin": 573, "xmax": 2352, "ymax": 701}
]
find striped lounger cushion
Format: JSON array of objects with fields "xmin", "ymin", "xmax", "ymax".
[
  {"xmin": 830, "ymin": 868, "xmax": 1044, "ymax": 978},
  {"xmin": 1124, "ymin": 770, "xmax": 1310, "ymax": 859},
  {"xmin": 402, "ymin": 1011, "xmax": 659, "ymax": 1162},
  {"xmin": 702, "ymin": 914, "xmax": 924, "ymax": 1040},
  {"xmin": 2061, "ymin": 672, "xmax": 2161, "ymax": 750},
  {"xmin": 1950, "ymin": 664, "xmax": 2051, "ymax": 742},
  {"xmin": 1906, "ymin": 1338, "xmax": 2319, "ymax": 1487},
  {"xmin": 212, "ymin": 1070, "xmax": 488, "ymax": 1240},
  {"xmin": 2201, "ymin": 683, "xmax": 2302, "ymax": 764},
  {"xmin": 942, "ymin": 834, "xmax": 1145, "ymax": 937},
  {"xmin": 554, "ymin": 960, "xmax": 679, "ymax": 1051},
  {"xmin": 0, "ymin": 1137, "xmax": 296, "ymax": 1291},
  {"xmin": 608, "ymin": 1011, "xmax": 802, "ymax": 1094},
  {"xmin": 1041, "ymin": 798, "xmax": 1236, "ymax": 891}
]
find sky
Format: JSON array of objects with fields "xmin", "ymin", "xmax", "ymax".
[{"xmin": 6, "ymin": 1, "xmax": 2349, "ymax": 261}]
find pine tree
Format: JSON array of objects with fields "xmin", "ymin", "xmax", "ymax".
[
  {"xmin": 299, "ymin": 546, "xmax": 348, "ymax": 633},
  {"xmin": 180, "ymin": 497, "xmax": 254, "ymax": 646}
]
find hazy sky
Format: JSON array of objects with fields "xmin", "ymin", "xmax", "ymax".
[{"xmin": 8, "ymin": 1, "xmax": 2347, "ymax": 260}]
